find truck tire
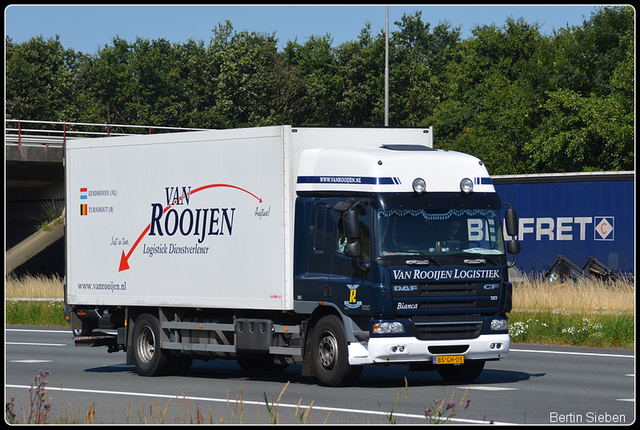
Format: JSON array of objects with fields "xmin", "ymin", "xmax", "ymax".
[
  {"xmin": 311, "ymin": 315, "xmax": 362, "ymax": 387},
  {"xmin": 171, "ymin": 355, "xmax": 193, "ymax": 376},
  {"xmin": 437, "ymin": 360, "xmax": 485, "ymax": 382},
  {"xmin": 132, "ymin": 314, "xmax": 173, "ymax": 376}
]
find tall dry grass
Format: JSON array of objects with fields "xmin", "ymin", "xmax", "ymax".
[
  {"xmin": 512, "ymin": 274, "xmax": 635, "ymax": 314},
  {"xmin": 5, "ymin": 272, "xmax": 64, "ymax": 299},
  {"xmin": 5, "ymin": 272, "xmax": 635, "ymax": 313}
]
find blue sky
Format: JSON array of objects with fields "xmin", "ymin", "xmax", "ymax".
[{"xmin": 6, "ymin": 4, "xmax": 600, "ymax": 54}]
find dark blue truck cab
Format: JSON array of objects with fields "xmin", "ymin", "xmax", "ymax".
[{"xmin": 294, "ymin": 144, "xmax": 519, "ymax": 385}]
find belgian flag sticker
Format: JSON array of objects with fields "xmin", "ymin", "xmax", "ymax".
[{"xmin": 80, "ymin": 187, "xmax": 88, "ymax": 215}]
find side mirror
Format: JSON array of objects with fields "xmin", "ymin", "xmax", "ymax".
[
  {"xmin": 343, "ymin": 210, "xmax": 360, "ymax": 239},
  {"xmin": 503, "ymin": 204, "xmax": 521, "ymax": 268},
  {"xmin": 344, "ymin": 242, "xmax": 361, "ymax": 258},
  {"xmin": 505, "ymin": 207, "xmax": 518, "ymax": 238},
  {"xmin": 507, "ymin": 239, "xmax": 521, "ymax": 255}
]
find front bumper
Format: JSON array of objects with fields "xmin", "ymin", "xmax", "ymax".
[{"xmin": 348, "ymin": 334, "xmax": 510, "ymax": 365}]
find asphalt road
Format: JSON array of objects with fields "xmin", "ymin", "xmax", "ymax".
[{"xmin": 5, "ymin": 326, "xmax": 635, "ymax": 424}]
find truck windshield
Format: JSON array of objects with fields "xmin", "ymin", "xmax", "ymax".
[{"xmin": 374, "ymin": 193, "xmax": 506, "ymax": 258}]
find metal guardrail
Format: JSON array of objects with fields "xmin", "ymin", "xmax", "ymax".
[{"xmin": 5, "ymin": 119, "xmax": 209, "ymax": 148}]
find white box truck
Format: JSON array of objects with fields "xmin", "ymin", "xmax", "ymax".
[{"xmin": 64, "ymin": 125, "xmax": 520, "ymax": 386}]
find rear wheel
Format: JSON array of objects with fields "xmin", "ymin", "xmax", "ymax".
[
  {"xmin": 437, "ymin": 360, "xmax": 485, "ymax": 382},
  {"xmin": 132, "ymin": 314, "xmax": 173, "ymax": 376},
  {"xmin": 311, "ymin": 315, "xmax": 362, "ymax": 386}
]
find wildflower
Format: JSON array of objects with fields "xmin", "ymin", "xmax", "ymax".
[
  {"xmin": 425, "ymin": 391, "xmax": 471, "ymax": 424},
  {"xmin": 6, "ymin": 395, "xmax": 17, "ymax": 424},
  {"xmin": 28, "ymin": 370, "xmax": 51, "ymax": 424}
]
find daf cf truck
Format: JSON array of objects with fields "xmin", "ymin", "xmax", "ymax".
[{"xmin": 64, "ymin": 125, "xmax": 520, "ymax": 386}]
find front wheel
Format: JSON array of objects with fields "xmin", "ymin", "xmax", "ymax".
[
  {"xmin": 437, "ymin": 360, "xmax": 485, "ymax": 382},
  {"xmin": 132, "ymin": 313, "xmax": 173, "ymax": 376},
  {"xmin": 311, "ymin": 315, "xmax": 362, "ymax": 387}
]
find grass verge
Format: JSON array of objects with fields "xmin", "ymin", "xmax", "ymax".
[
  {"xmin": 509, "ymin": 310, "xmax": 633, "ymax": 349},
  {"xmin": 5, "ymin": 299, "xmax": 65, "ymax": 326},
  {"xmin": 508, "ymin": 273, "xmax": 634, "ymax": 349}
]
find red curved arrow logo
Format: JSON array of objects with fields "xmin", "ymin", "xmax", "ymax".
[{"xmin": 119, "ymin": 184, "xmax": 261, "ymax": 272}]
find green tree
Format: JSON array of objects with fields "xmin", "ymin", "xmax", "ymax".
[
  {"xmin": 83, "ymin": 37, "xmax": 137, "ymax": 125},
  {"xmin": 354, "ymin": 23, "xmax": 387, "ymax": 125},
  {"xmin": 523, "ymin": 6, "xmax": 634, "ymax": 172},
  {"xmin": 172, "ymin": 38, "xmax": 214, "ymax": 127},
  {"xmin": 284, "ymin": 33, "xmax": 341, "ymax": 125},
  {"xmin": 549, "ymin": 6, "xmax": 634, "ymax": 97},
  {"xmin": 524, "ymin": 88, "xmax": 633, "ymax": 172},
  {"xmin": 207, "ymin": 21, "xmax": 282, "ymax": 128},
  {"xmin": 83, "ymin": 36, "xmax": 186, "ymax": 127},
  {"xmin": 428, "ymin": 17, "xmax": 544, "ymax": 174},
  {"xmin": 5, "ymin": 8, "xmax": 633, "ymax": 174},
  {"xmin": 389, "ymin": 11, "xmax": 461, "ymax": 126},
  {"xmin": 6, "ymin": 35, "xmax": 84, "ymax": 121}
]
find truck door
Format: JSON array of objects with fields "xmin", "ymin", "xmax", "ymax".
[
  {"xmin": 297, "ymin": 200, "xmax": 333, "ymax": 302},
  {"xmin": 295, "ymin": 197, "xmax": 373, "ymax": 311},
  {"xmin": 327, "ymin": 198, "xmax": 372, "ymax": 315}
]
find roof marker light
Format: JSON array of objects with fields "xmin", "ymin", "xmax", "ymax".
[
  {"xmin": 460, "ymin": 178, "xmax": 474, "ymax": 194},
  {"xmin": 412, "ymin": 178, "xmax": 426, "ymax": 194}
]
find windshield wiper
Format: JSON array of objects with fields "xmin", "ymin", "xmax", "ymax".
[
  {"xmin": 464, "ymin": 258, "xmax": 486, "ymax": 265},
  {"xmin": 463, "ymin": 256, "xmax": 500, "ymax": 265},
  {"xmin": 405, "ymin": 251, "xmax": 441, "ymax": 266}
]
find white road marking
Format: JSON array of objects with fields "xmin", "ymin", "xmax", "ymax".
[
  {"xmin": 458, "ymin": 385, "xmax": 518, "ymax": 391},
  {"xmin": 6, "ymin": 342, "xmax": 66, "ymax": 347},
  {"xmin": 510, "ymin": 348, "xmax": 633, "ymax": 359},
  {"xmin": 5, "ymin": 384, "xmax": 518, "ymax": 425},
  {"xmin": 9, "ymin": 360, "xmax": 53, "ymax": 364},
  {"xmin": 6, "ymin": 328, "xmax": 70, "ymax": 334}
]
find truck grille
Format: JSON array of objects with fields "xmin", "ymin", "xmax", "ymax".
[
  {"xmin": 392, "ymin": 283, "xmax": 476, "ymax": 297},
  {"xmin": 411, "ymin": 315, "xmax": 484, "ymax": 340},
  {"xmin": 392, "ymin": 282, "xmax": 500, "ymax": 311}
]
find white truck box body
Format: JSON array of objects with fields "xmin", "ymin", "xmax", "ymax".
[{"xmin": 65, "ymin": 126, "xmax": 432, "ymax": 310}]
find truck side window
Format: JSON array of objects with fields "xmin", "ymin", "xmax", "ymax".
[
  {"xmin": 337, "ymin": 206, "xmax": 370, "ymax": 261},
  {"xmin": 313, "ymin": 202, "xmax": 328, "ymax": 253}
]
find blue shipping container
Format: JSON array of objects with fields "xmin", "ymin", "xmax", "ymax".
[{"xmin": 493, "ymin": 172, "xmax": 635, "ymax": 275}]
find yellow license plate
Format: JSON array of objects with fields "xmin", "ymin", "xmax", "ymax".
[{"xmin": 433, "ymin": 355, "xmax": 464, "ymax": 365}]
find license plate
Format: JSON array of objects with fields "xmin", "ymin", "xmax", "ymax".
[{"xmin": 433, "ymin": 355, "xmax": 464, "ymax": 365}]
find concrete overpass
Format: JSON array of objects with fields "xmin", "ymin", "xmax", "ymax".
[{"xmin": 5, "ymin": 120, "xmax": 207, "ymax": 276}]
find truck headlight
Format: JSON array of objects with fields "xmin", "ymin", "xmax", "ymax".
[
  {"xmin": 490, "ymin": 319, "xmax": 508, "ymax": 331},
  {"xmin": 460, "ymin": 178, "xmax": 474, "ymax": 194},
  {"xmin": 412, "ymin": 178, "xmax": 426, "ymax": 194},
  {"xmin": 373, "ymin": 321, "xmax": 405, "ymax": 334}
]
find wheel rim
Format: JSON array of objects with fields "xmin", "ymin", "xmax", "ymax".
[
  {"xmin": 137, "ymin": 326, "xmax": 155, "ymax": 364},
  {"xmin": 318, "ymin": 331, "xmax": 338, "ymax": 370}
]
